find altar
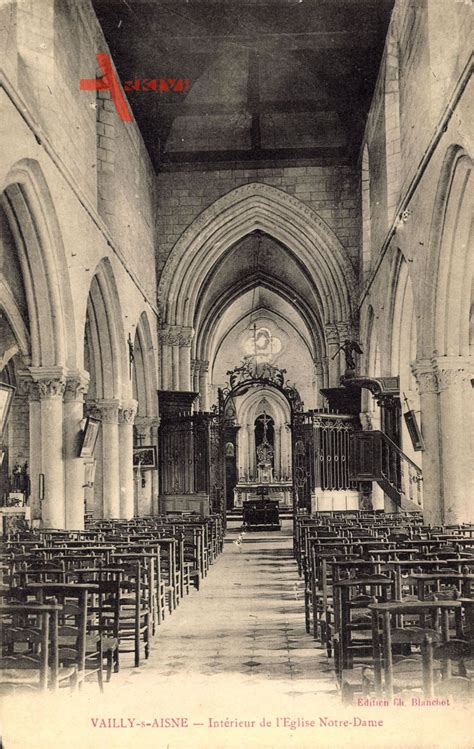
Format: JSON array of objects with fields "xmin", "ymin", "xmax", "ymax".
[
  {"xmin": 232, "ymin": 408, "xmax": 293, "ymax": 508},
  {"xmin": 233, "ymin": 481, "xmax": 293, "ymax": 508}
]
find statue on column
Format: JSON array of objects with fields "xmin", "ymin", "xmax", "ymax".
[{"xmin": 332, "ymin": 339, "xmax": 363, "ymax": 376}]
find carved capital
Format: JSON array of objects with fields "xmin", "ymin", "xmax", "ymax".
[
  {"xmin": 91, "ymin": 399, "xmax": 120, "ymax": 424},
  {"xmin": 27, "ymin": 366, "xmax": 67, "ymax": 400},
  {"xmin": 336, "ymin": 320, "xmax": 356, "ymax": 341},
  {"xmin": 37, "ymin": 378, "xmax": 66, "ymax": 400},
  {"xmin": 434, "ymin": 356, "xmax": 472, "ymax": 392},
  {"xmin": 411, "ymin": 359, "xmax": 438, "ymax": 395},
  {"xmin": 159, "ymin": 325, "xmax": 181, "ymax": 346},
  {"xmin": 135, "ymin": 415, "xmax": 160, "ymax": 435},
  {"xmin": 179, "ymin": 326, "xmax": 194, "ymax": 347},
  {"xmin": 16, "ymin": 372, "xmax": 40, "ymax": 401},
  {"xmin": 325, "ymin": 323, "xmax": 340, "ymax": 346},
  {"xmin": 119, "ymin": 400, "xmax": 138, "ymax": 425},
  {"xmin": 64, "ymin": 370, "xmax": 90, "ymax": 401}
]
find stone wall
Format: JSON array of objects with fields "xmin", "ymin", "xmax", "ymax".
[{"xmin": 155, "ymin": 164, "xmax": 360, "ymax": 280}]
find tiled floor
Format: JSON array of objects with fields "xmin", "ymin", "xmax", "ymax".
[
  {"xmin": 113, "ymin": 519, "xmax": 337, "ymax": 695},
  {"xmin": 3, "ymin": 522, "xmax": 472, "ymax": 749}
]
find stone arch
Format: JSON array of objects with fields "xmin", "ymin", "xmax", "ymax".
[
  {"xmin": 234, "ymin": 386, "xmax": 292, "ymax": 485},
  {"xmin": 133, "ymin": 310, "xmax": 158, "ymax": 418},
  {"xmin": 196, "ymin": 275, "xmax": 322, "ymax": 369},
  {"xmin": 0, "ymin": 279, "xmax": 30, "ymax": 363},
  {"xmin": 388, "ymin": 250, "xmax": 420, "ymax": 465},
  {"xmin": 158, "ymin": 183, "xmax": 355, "ymax": 329},
  {"xmin": 424, "ymin": 145, "xmax": 473, "ymax": 358},
  {"xmin": 1, "ymin": 158, "xmax": 76, "ymax": 368},
  {"xmin": 84, "ymin": 258, "xmax": 127, "ymax": 401}
]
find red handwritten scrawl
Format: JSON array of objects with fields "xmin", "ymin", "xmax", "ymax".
[{"xmin": 80, "ymin": 53, "xmax": 133, "ymax": 122}]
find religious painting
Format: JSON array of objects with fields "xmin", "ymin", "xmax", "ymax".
[
  {"xmin": 79, "ymin": 416, "xmax": 101, "ymax": 458},
  {"xmin": 133, "ymin": 445, "xmax": 157, "ymax": 469},
  {"xmin": 0, "ymin": 383, "xmax": 15, "ymax": 438}
]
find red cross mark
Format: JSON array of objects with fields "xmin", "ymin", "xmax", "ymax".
[{"xmin": 80, "ymin": 53, "xmax": 133, "ymax": 122}]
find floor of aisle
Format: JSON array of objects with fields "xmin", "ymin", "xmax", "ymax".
[{"xmin": 113, "ymin": 519, "xmax": 337, "ymax": 695}]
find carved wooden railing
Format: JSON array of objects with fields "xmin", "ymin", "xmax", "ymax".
[{"xmin": 350, "ymin": 430, "xmax": 423, "ymax": 509}]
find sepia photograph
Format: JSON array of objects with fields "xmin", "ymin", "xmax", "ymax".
[{"xmin": 0, "ymin": 0, "xmax": 472, "ymax": 748}]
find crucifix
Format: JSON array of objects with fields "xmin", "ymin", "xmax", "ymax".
[{"xmin": 127, "ymin": 333, "xmax": 135, "ymax": 379}]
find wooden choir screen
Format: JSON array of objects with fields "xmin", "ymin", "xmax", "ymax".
[
  {"xmin": 158, "ymin": 412, "xmax": 224, "ymax": 514},
  {"xmin": 292, "ymin": 411, "xmax": 315, "ymax": 512}
]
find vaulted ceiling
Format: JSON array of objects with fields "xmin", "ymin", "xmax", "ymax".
[{"xmin": 92, "ymin": 0, "xmax": 394, "ymax": 170}]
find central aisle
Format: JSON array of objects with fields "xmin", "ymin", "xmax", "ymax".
[{"xmin": 116, "ymin": 519, "xmax": 337, "ymax": 692}]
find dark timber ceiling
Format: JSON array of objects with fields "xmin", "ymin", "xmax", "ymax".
[{"xmin": 92, "ymin": 0, "xmax": 394, "ymax": 170}]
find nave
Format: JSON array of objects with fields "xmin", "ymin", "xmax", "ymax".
[
  {"xmin": 110, "ymin": 520, "xmax": 335, "ymax": 690},
  {"xmin": 1, "ymin": 510, "xmax": 474, "ymax": 749}
]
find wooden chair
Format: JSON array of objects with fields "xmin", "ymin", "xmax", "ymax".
[
  {"xmin": 29, "ymin": 582, "xmax": 104, "ymax": 691},
  {"xmin": 0, "ymin": 601, "xmax": 76, "ymax": 692},
  {"xmin": 109, "ymin": 559, "xmax": 150, "ymax": 667}
]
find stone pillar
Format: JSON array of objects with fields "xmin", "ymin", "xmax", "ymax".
[
  {"xmin": 159, "ymin": 329, "xmax": 173, "ymax": 390},
  {"xmin": 313, "ymin": 361, "xmax": 324, "ymax": 409},
  {"xmin": 191, "ymin": 360, "xmax": 199, "ymax": 408},
  {"xmin": 199, "ymin": 361, "xmax": 209, "ymax": 411},
  {"xmin": 274, "ymin": 425, "xmax": 281, "ymax": 480},
  {"xmin": 18, "ymin": 374, "xmax": 41, "ymax": 522},
  {"xmin": 412, "ymin": 360, "xmax": 443, "ymax": 525},
  {"xmin": 118, "ymin": 400, "xmax": 137, "ymax": 520},
  {"xmin": 179, "ymin": 327, "xmax": 193, "ymax": 391},
  {"xmin": 434, "ymin": 356, "xmax": 473, "ymax": 525},
  {"xmin": 249, "ymin": 423, "xmax": 256, "ymax": 480},
  {"xmin": 63, "ymin": 372, "xmax": 89, "ymax": 530},
  {"xmin": 237, "ymin": 424, "xmax": 246, "ymax": 481},
  {"xmin": 95, "ymin": 400, "xmax": 120, "ymax": 519},
  {"xmin": 150, "ymin": 417, "xmax": 160, "ymax": 515},
  {"xmin": 325, "ymin": 324, "xmax": 341, "ymax": 385},
  {"xmin": 29, "ymin": 369, "xmax": 67, "ymax": 529},
  {"xmin": 284, "ymin": 423, "xmax": 292, "ymax": 479}
]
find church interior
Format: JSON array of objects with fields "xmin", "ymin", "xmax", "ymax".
[{"xmin": 0, "ymin": 0, "xmax": 473, "ymax": 742}]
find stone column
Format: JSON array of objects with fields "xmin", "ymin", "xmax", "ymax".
[
  {"xmin": 118, "ymin": 400, "xmax": 137, "ymax": 520},
  {"xmin": 63, "ymin": 372, "xmax": 89, "ymax": 530},
  {"xmin": 18, "ymin": 374, "xmax": 41, "ymax": 522},
  {"xmin": 237, "ymin": 424, "xmax": 246, "ymax": 481},
  {"xmin": 95, "ymin": 400, "xmax": 120, "ymax": 519},
  {"xmin": 191, "ymin": 360, "xmax": 199, "ymax": 408},
  {"xmin": 249, "ymin": 423, "xmax": 256, "ymax": 480},
  {"xmin": 313, "ymin": 361, "xmax": 324, "ymax": 409},
  {"xmin": 199, "ymin": 361, "xmax": 210, "ymax": 411},
  {"xmin": 179, "ymin": 327, "xmax": 193, "ymax": 391},
  {"xmin": 325, "ymin": 324, "xmax": 341, "ymax": 385},
  {"xmin": 29, "ymin": 369, "xmax": 67, "ymax": 529},
  {"xmin": 434, "ymin": 356, "xmax": 473, "ymax": 525},
  {"xmin": 150, "ymin": 417, "xmax": 160, "ymax": 515},
  {"xmin": 412, "ymin": 359, "xmax": 443, "ymax": 525},
  {"xmin": 274, "ymin": 425, "xmax": 281, "ymax": 480},
  {"xmin": 284, "ymin": 423, "xmax": 292, "ymax": 479},
  {"xmin": 159, "ymin": 329, "xmax": 173, "ymax": 390},
  {"xmin": 172, "ymin": 345, "xmax": 180, "ymax": 390}
]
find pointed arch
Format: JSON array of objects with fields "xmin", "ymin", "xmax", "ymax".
[
  {"xmin": 158, "ymin": 183, "xmax": 355, "ymax": 329},
  {"xmin": 424, "ymin": 146, "xmax": 473, "ymax": 357},
  {"xmin": 1, "ymin": 158, "xmax": 76, "ymax": 367},
  {"xmin": 85, "ymin": 258, "xmax": 127, "ymax": 400},
  {"xmin": 133, "ymin": 310, "xmax": 158, "ymax": 417}
]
